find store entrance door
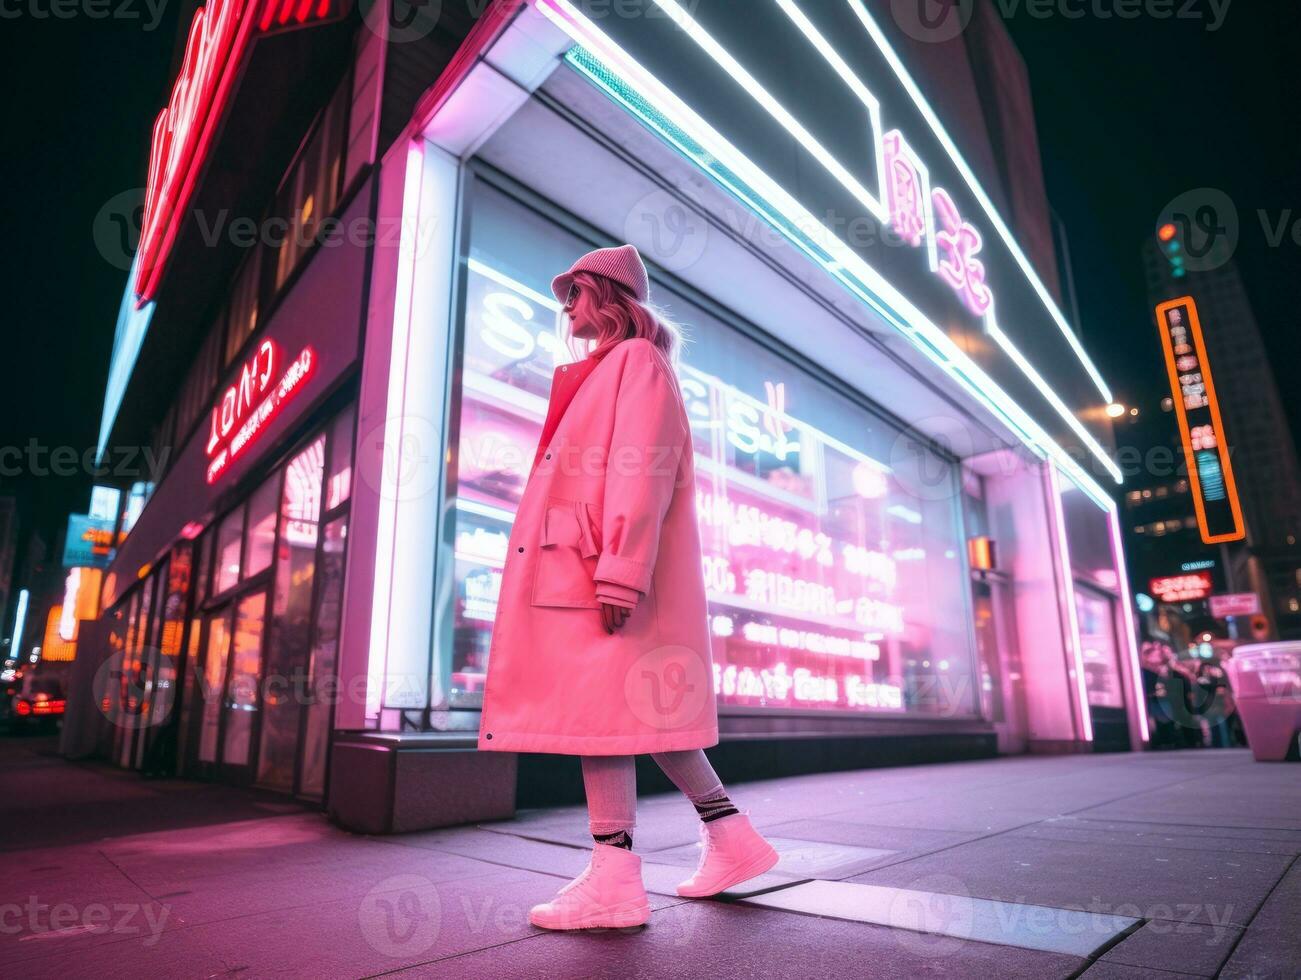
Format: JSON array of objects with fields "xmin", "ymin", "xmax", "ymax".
[
  {"xmin": 1074, "ymin": 584, "xmax": 1130, "ymax": 752},
  {"xmin": 972, "ymin": 573, "xmax": 1026, "ymax": 753},
  {"xmin": 190, "ymin": 593, "xmax": 269, "ymax": 783}
]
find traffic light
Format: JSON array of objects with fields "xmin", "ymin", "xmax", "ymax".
[{"xmin": 1158, "ymin": 223, "xmax": 1187, "ymax": 278}]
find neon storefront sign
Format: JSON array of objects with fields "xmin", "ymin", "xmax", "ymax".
[
  {"xmin": 134, "ymin": 0, "xmax": 343, "ymax": 304},
  {"xmin": 206, "ymin": 342, "xmax": 316, "ymax": 483},
  {"xmin": 538, "ymin": 0, "xmax": 1123, "ymax": 496}
]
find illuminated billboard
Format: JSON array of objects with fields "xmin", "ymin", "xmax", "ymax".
[
  {"xmin": 62, "ymin": 514, "xmax": 121, "ymax": 569},
  {"xmin": 1154, "ymin": 297, "xmax": 1245, "ymax": 544}
]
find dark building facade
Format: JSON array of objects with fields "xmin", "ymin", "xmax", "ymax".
[{"xmin": 1140, "ymin": 231, "xmax": 1301, "ymax": 640}]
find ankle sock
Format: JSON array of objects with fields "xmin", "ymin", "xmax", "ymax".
[
  {"xmin": 593, "ymin": 829, "xmax": 633, "ymax": 850},
  {"xmin": 693, "ymin": 793, "xmax": 739, "ymax": 824}
]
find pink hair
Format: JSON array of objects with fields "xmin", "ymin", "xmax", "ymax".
[{"xmin": 566, "ymin": 271, "xmax": 682, "ymax": 364}]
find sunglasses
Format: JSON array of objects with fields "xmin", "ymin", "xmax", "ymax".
[{"xmin": 564, "ymin": 282, "xmax": 580, "ymax": 310}]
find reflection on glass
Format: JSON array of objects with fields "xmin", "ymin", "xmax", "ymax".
[
  {"xmin": 223, "ymin": 592, "xmax": 266, "ymax": 767},
  {"xmin": 245, "ymin": 475, "xmax": 280, "ymax": 578},
  {"xmin": 146, "ymin": 549, "xmax": 191, "ymax": 745},
  {"xmin": 444, "ymin": 188, "xmax": 975, "ymax": 716},
  {"xmin": 198, "ymin": 613, "xmax": 231, "ymax": 763},
  {"xmin": 215, "ymin": 505, "xmax": 245, "ymax": 594},
  {"xmin": 299, "ymin": 516, "xmax": 348, "ymax": 798},
  {"xmin": 1076, "ymin": 588, "xmax": 1125, "ymax": 708},
  {"xmin": 257, "ymin": 437, "xmax": 325, "ymax": 791},
  {"xmin": 326, "ymin": 406, "xmax": 355, "ymax": 511}
]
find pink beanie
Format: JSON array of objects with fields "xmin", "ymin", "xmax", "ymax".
[{"xmin": 551, "ymin": 244, "xmax": 650, "ymax": 305}]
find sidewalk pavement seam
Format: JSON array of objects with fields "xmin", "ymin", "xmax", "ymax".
[{"xmin": 1207, "ymin": 851, "xmax": 1299, "ymax": 980}]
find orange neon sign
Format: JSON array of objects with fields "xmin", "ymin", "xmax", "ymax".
[{"xmin": 1154, "ymin": 297, "xmax": 1245, "ymax": 544}]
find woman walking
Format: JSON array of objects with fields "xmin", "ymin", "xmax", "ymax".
[{"xmin": 477, "ymin": 244, "xmax": 778, "ymax": 930}]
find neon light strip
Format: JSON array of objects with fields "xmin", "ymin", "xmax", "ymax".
[
  {"xmin": 468, "ymin": 257, "xmax": 562, "ymax": 311},
  {"xmin": 774, "ymin": 0, "xmax": 1115, "ymax": 472},
  {"xmin": 844, "ymin": 0, "xmax": 1112, "ymax": 404},
  {"xmin": 650, "ymin": 0, "xmax": 1113, "ymax": 425},
  {"xmin": 1106, "ymin": 499, "xmax": 1150, "ymax": 742},
  {"xmin": 366, "ymin": 142, "xmax": 427, "ymax": 722},
  {"xmin": 648, "ymin": 0, "xmax": 887, "ymax": 224},
  {"xmin": 1153, "ymin": 296, "xmax": 1245, "ymax": 544},
  {"xmin": 1047, "ymin": 462, "xmax": 1094, "ymax": 742},
  {"xmin": 986, "ymin": 321, "xmax": 1116, "ymax": 484},
  {"xmin": 10, "ymin": 590, "xmax": 30, "ymax": 653},
  {"xmin": 537, "ymin": 5, "xmax": 1118, "ymax": 503}
]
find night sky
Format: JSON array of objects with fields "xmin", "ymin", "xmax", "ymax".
[{"xmin": 2, "ymin": 0, "xmax": 1298, "ymax": 547}]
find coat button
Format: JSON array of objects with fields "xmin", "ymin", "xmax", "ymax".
[
  {"xmin": 518, "ymin": 546, "xmax": 525, "ymax": 553},
  {"xmin": 545, "ymin": 452, "xmax": 552, "ymax": 460},
  {"xmin": 561, "ymin": 365, "xmax": 568, "ymax": 372},
  {"xmin": 485, "ymin": 733, "xmax": 493, "ymax": 740}
]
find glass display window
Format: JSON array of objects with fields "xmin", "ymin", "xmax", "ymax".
[{"xmin": 442, "ymin": 180, "xmax": 977, "ymax": 717}]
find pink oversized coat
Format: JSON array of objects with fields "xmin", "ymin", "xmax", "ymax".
[{"xmin": 477, "ymin": 339, "xmax": 719, "ymax": 755}]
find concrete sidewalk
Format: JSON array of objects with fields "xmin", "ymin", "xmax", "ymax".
[{"xmin": 1, "ymin": 738, "xmax": 1297, "ymax": 979}]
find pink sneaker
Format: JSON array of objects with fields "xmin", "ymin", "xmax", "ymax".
[
  {"xmin": 528, "ymin": 843, "xmax": 651, "ymax": 930},
  {"xmin": 676, "ymin": 813, "xmax": 779, "ymax": 898}
]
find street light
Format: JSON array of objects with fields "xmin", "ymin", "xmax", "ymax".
[{"xmin": 1106, "ymin": 403, "xmax": 1127, "ymax": 419}]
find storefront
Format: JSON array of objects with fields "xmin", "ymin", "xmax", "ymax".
[
  {"xmin": 328, "ymin": 1, "xmax": 1148, "ymax": 830},
  {"xmin": 88, "ymin": 39, "xmax": 371, "ymax": 799},
  {"xmin": 86, "ymin": 0, "xmax": 1148, "ymax": 829}
]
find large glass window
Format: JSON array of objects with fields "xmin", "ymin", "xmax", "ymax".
[
  {"xmin": 245, "ymin": 474, "xmax": 281, "ymax": 579},
  {"xmin": 214, "ymin": 505, "xmax": 245, "ymax": 594},
  {"xmin": 442, "ymin": 182, "xmax": 976, "ymax": 716},
  {"xmin": 257, "ymin": 437, "xmax": 325, "ymax": 791},
  {"xmin": 222, "ymin": 591, "xmax": 266, "ymax": 766}
]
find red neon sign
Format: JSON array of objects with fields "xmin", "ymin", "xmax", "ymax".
[
  {"xmin": 134, "ymin": 0, "xmax": 343, "ymax": 305},
  {"xmin": 206, "ymin": 344, "xmax": 316, "ymax": 483},
  {"xmin": 1149, "ymin": 572, "xmax": 1213, "ymax": 604}
]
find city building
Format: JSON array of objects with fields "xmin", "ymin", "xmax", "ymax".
[
  {"xmin": 1141, "ymin": 225, "xmax": 1301, "ymax": 640},
  {"xmin": 81, "ymin": 0, "xmax": 1145, "ymax": 829}
]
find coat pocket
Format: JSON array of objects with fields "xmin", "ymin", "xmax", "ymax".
[{"xmin": 531, "ymin": 497, "xmax": 602, "ymax": 609}]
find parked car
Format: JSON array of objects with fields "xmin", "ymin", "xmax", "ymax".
[{"xmin": 4, "ymin": 674, "xmax": 67, "ymax": 733}]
